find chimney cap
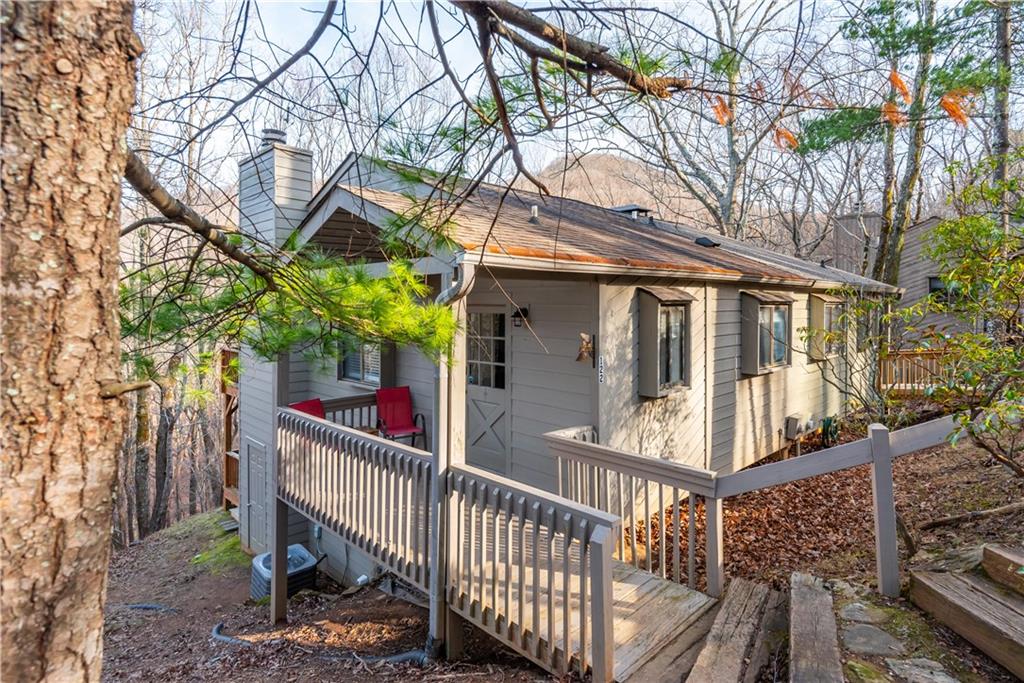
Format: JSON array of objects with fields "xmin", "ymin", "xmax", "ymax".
[{"xmin": 261, "ymin": 128, "xmax": 287, "ymax": 147}]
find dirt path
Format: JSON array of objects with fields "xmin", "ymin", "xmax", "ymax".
[{"xmin": 102, "ymin": 513, "xmax": 549, "ymax": 682}]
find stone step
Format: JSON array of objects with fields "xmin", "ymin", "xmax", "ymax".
[{"xmin": 910, "ymin": 569, "xmax": 1024, "ymax": 679}]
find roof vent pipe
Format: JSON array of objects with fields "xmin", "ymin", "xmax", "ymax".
[
  {"xmin": 260, "ymin": 128, "xmax": 287, "ymax": 148},
  {"xmin": 529, "ymin": 205, "xmax": 539, "ymax": 224}
]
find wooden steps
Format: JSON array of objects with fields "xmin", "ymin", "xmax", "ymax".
[
  {"xmin": 982, "ymin": 544, "xmax": 1024, "ymax": 595},
  {"xmin": 788, "ymin": 573, "xmax": 843, "ymax": 683},
  {"xmin": 683, "ymin": 579, "xmax": 787, "ymax": 683},
  {"xmin": 910, "ymin": 566, "xmax": 1024, "ymax": 679}
]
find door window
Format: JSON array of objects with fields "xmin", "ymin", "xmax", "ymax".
[{"xmin": 468, "ymin": 312, "xmax": 506, "ymax": 389}]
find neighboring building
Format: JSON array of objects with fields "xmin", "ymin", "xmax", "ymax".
[
  {"xmin": 234, "ymin": 130, "xmax": 894, "ymax": 566},
  {"xmin": 833, "ymin": 211, "xmax": 968, "ymax": 334}
]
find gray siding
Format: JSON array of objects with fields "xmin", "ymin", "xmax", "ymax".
[
  {"xmin": 237, "ymin": 141, "xmax": 313, "ymax": 553},
  {"xmin": 468, "ymin": 272, "xmax": 598, "ymax": 491},
  {"xmin": 598, "ymin": 278, "xmax": 708, "ymax": 469},
  {"xmin": 710, "ymin": 284, "xmax": 848, "ymax": 473},
  {"xmin": 896, "ymin": 218, "xmax": 966, "ymax": 333}
]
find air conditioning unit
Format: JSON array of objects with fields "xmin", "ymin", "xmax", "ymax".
[{"xmin": 785, "ymin": 414, "xmax": 805, "ymax": 441}]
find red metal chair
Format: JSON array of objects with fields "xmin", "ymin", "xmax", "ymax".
[
  {"xmin": 375, "ymin": 386, "xmax": 426, "ymax": 449},
  {"xmin": 288, "ymin": 398, "xmax": 325, "ymax": 420}
]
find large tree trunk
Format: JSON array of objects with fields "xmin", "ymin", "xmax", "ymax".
[{"xmin": 1, "ymin": 2, "xmax": 140, "ymax": 681}]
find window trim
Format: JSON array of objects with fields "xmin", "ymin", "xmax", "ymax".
[
  {"xmin": 758, "ymin": 303, "xmax": 791, "ymax": 370},
  {"xmin": 658, "ymin": 304, "xmax": 690, "ymax": 390}
]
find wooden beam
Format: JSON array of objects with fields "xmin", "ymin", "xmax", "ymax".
[
  {"xmin": 789, "ymin": 573, "xmax": 843, "ymax": 683},
  {"xmin": 705, "ymin": 496, "xmax": 724, "ymax": 598},
  {"xmin": 270, "ymin": 496, "xmax": 289, "ymax": 623}
]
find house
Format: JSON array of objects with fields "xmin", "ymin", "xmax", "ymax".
[
  {"xmin": 234, "ymin": 130, "xmax": 896, "ymax": 680},
  {"xmin": 833, "ymin": 211, "xmax": 967, "ymax": 334}
]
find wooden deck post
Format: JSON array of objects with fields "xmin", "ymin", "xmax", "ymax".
[
  {"xmin": 869, "ymin": 424, "xmax": 900, "ymax": 597},
  {"xmin": 590, "ymin": 525, "xmax": 615, "ymax": 683},
  {"xmin": 705, "ymin": 495, "xmax": 724, "ymax": 597},
  {"xmin": 270, "ymin": 495, "xmax": 289, "ymax": 623},
  {"xmin": 429, "ymin": 268, "xmax": 472, "ymax": 659}
]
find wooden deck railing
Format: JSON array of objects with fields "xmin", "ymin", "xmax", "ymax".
[
  {"xmin": 322, "ymin": 393, "xmax": 378, "ymax": 429},
  {"xmin": 545, "ymin": 415, "xmax": 957, "ymax": 599},
  {"xmin": 878, "ymin": 349, "xmax": 945, "ymax": 393},
  {"xmin": 276, "ymin": 408, "xmax": 432, "ymax": 591},
  {"xmin": 544, "ymin": 426, "xmax": 718, "ymax": 593},
  {"xmin": 445, "ymin": 463, "xmax": 619, "ymax": 682}
]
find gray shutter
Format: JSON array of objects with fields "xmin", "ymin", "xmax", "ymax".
[
  {"xmin": 740, "ymin": 293, "xmax": 761, "ymax": 376},
  {"xmin": 638, "ymin": 289, "xmax": 661, "ymax": 398},
  {"xmin": 379, "ymin": 343, "xmax": 397, "ymax": 387}
]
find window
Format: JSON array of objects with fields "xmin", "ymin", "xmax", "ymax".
[
  {"xmin": 638, "ymin": 287, "xmax": 694, "ymax": 397},
  {"xmin": 659, "ymin": 306, "xmax": 688, "ymax": 387},
  {"xmin": 928, "ymin": 276, "xmax": 962, "ymax": 302},
  {"xmin": 340, "ymin": 344, "xmax": 381, "ymax": 385},
  {"xmin": 741, "ymin": 291, "xmax": 794, "ymax": 375},
  {"xmin": 822, "ymin": 303, "xmax": 844, "ymax": 356},
  {"xmin": 758, "ymin": 304, "xmax": 790, "ymax": 369},
  {"xmin": 468, "ymin": 312, "xmax": 506, "ymax": 389}
]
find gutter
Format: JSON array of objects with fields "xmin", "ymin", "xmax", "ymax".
[{"xmin": 426, "ymin": 254, "xmax": 475, "ymax": 660}]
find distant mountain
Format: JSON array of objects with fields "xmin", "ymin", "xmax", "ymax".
[{"xmin": 521, "ymin": 154, "xmax": 714, "ymax": 229}]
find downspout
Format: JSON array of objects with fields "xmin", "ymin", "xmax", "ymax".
[{"xmin": 426, "ymin": 257, "xmax": 476, "ymax": 659}]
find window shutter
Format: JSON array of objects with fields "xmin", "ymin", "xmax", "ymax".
[
  {"xmin": 740, "ymin": 293, "xmax": 761, "ymax": 375},
  {"xmin": 638, "ymin": 289, "xmax": 661, "ymax": 398},
  {"xmin": 379, "ymin": 343, "xmax": 397, "ymax": 387},
  {"xmin": 808, "ymin": 294, "xmax": 825, "ymax": 361}
]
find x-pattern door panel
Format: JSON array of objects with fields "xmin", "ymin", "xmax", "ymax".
[{"xmin": 466, "ymin": 308, "xmax": 509, "ymax": 475}]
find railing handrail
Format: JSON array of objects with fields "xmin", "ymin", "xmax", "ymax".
[
  {"xmin": 277, "ymin": 406, "xmax": 431, "ymax": 464},
  {"xmin": 449, "ymin": 462, "xmax": 622, "ymax": 531},
  {"xmin": 544, "ymin": 427, "xmax": 717, "ymax": 497},
  {"xmin": 321, "ymin": 393, "xmax": 377, "ymax": 412}
]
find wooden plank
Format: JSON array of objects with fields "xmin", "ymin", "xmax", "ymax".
[
  {"xmin": 714, "ymin": 439, "xmax": 872, "ymax": 498},
  {"xmin": 622, "ymin": 601, "xmax": 719, "ymax": 683},
  {"xmin": 687, "ymin": 578, "xmax": 769, "ymax": 683},
  {"xmin": 910, "ymin": 570, "xmax": 1024, "ymax": 679},
  {"xmin": 743, "ymin": 589, "xmax": 787, "ymax": 683},
  {"xmin": 983, "ymin": 545, "xmax": 1024, "ymax": 596},
  {"xmin": 788, "ymin": 573, "xmax": 842, "ymax": 683}
]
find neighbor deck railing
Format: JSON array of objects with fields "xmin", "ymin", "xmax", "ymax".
[
  {"xmin": 276, "ymin": 407, "xmax": 432, "ymax": 591},
  {"xmin": 545, "ymin": 414, "xmax": 956, "ymax": 599},
  {"xmin": 544, "ymin": 426, "xmax": 718, "ymax": 593},
  {"xmin": 878, "ymin": 349, "xmax": 945, "ymax": 393},
  {"xmin": 445, "ymin": 463, "xmax": 619, "ymax": 681}
]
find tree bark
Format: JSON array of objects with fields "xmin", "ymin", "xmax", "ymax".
[
  {"xmin": 1, "ymin": 2, "xmax": 140, "ymax": 681},
  {"xmin": 993, "ymin": 1, "xmax": 1012, "ymax": 235},
  {"xmin": 134, "ymin": 386, "xmax": 151, "ymax": 538}
]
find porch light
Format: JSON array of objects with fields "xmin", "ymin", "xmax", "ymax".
[{"xmin": 511, "ymin": 307, "xmax": 529, "ymax": 327}]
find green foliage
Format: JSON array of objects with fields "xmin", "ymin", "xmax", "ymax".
[
  {"xmin": 710, "ymin": 48, "xmax": 741, "ymax": 79},
  {"xmin": 897, "ymin": 150, "xmax": 1024, "ymax": 475},
  {"xmin": 798, "ymin": 108, "xmax": 883, "ymax": 154}
]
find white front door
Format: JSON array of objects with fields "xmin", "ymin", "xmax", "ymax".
[{"xmin": 466, "ymin": 308, "xmax": 509, "ymax": 474}]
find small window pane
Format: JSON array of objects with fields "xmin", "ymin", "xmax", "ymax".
[
  {"xmin": 494, "ymin": 313, "xmax": 505, "ymax": 337},
  {"xmin": 493, "ymin": 339, "xmax": 505, "ymax": 363},
  {"xmin": 494, "ymin": 365, "xmax": 505, "ymax": 390},
  {"xmin": 759, "ymin": 307, "xmax": 772, "ymax": 368},
  {"xmin": 480, "ymin": 363, "xmax": 492, "ymax": 387},
  {"xmin": 773, "ymin": 307, "xmax": 788, "ymax": 364},
  {"xmin": 480, "ymin": 313, "xmax": 492, "ymax": 337},
  {"xmin": 660, "ymin": 310, "xmax": 670, "ymax": 385},
  {"xmin": 668, "ymin": 309, "xmax": 682, "ymax": 384},
  {"xmin": 468, "ymin": 362, "xmax": 479, "ymax": 385}
]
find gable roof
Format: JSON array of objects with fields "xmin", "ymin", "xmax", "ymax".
[{"xmin": 301, "ymin": 155, "xmax": 898, "ymax": 294}]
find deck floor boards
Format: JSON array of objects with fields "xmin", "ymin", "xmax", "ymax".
[{"xmin": 449, "ymin": 519, "xmax": 716, "ymax": 682}]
